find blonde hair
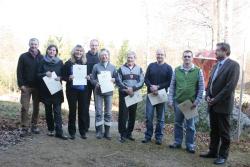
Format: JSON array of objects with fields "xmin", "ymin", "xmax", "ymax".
[{"xmin": 70, "ymin": 45, "xmax": 87, "ymax": 64}]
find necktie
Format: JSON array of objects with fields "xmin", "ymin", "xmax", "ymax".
[
  {"xmin": 210, "ymin": 63, "xmax": 222, "ymax": 94},
  {"xmin": 212, "ymin": 63, "xmax": 222, "ymax": 81}
]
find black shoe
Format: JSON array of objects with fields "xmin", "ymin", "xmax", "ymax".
[
  {"xmin": 142, "ymin": 138, "xmax": 151, "ymax": 143},
  {"xmin": 20, "ymin": 128, "xmax": 29, "ymax": 137},
  {"xmin": 156, "ymin": 140, "xmax": 162, "ymax": 145},
  {"xmin": 186, "ymin": 147, "xmax": 195, "ymax": 154},
  {"xmin": 81, "ymin": 134, "xmax": 87, "ymax": 139},
  {"xmin": 69, "ymin": 134, "xmax": 75, "ymax": 140},
  {"xmin": 200, "ymin": 152, "xmax": 218, "ymax": 158},
  {"xmin": 31, "ymin": 126, "xmax": 40, "ymax": 134},
  {"xmin": 214, "ymin": 157, "xmax": 226, "ymax": 165},
  {"xmin": 119, "ymin": 136, "xmax": 126, "ymax": 143},
  {"xmin": 47, "ymin": 131, "xmax": 55, "ymax": 137},
  {"xmin": 169, "ymin": 143, "xmax": 182, "ymax": 149},
  {"xmin": 55, "ymin": 134, "xmax": 68, "ymax": 140},
  {"xmin": 127, "ymin": 135, "xmax": 135, "ymax": 141}
]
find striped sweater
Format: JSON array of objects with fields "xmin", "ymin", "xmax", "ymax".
[{"xmin": 116, "ymin": 63, "xmax": 144, "ymax": 94}]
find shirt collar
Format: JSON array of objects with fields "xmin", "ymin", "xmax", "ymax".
[
  {"xmin": 218, "ymin": 57, "xmax": 228, "ymax": 66},
  {"xmin": 180, "ymin": 64, "xmax": 195, "ymax": 70}
]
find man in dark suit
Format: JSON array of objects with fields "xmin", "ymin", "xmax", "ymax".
[{"xmin": 200, "ymin": 43, "xmax": 240, "ymax": 165}]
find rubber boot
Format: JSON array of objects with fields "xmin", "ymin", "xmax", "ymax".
[
  {"xmin": 96, "ymin": 125, "xmax": 103, "ymax": 139},
  {"xmin": 104, "ymin": 125, "xmax": 111, "ymax": 140}
]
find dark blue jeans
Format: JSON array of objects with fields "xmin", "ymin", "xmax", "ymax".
[{"xmin": 144, "ymin": 97, "xmax": 165, "ymax": 141}]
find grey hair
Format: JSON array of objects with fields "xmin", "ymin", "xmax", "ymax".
[
  {"xmin": 29, "ymin": 38, "xmax": 39, "ymax": 45},
  {"xmin": 99, "ymin": 48, "xmax": 110, "ymax": 56},
  {"xmin": 90, "ymin": 39, "xmax": 99, "ymax": 45},
  {"xmin": 127, "ymin": 51, "xmax": 136, "ymax": 58}
]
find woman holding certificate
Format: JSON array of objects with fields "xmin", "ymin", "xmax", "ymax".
[
  {"xmin": 62, "ymin": 45, "xmax": 88, "ymax": 140},
  {"xmin": 37, "ymin": 44, "xmax": 67, "ymax": 140},
  {"xmin": 91, "ymin": 48, "xmax": 116, "ymax": 140}
]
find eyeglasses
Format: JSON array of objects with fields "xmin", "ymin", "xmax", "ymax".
[
  {"xmin": 184, "ymin": 56, "xmax": 191, "ymax": 58},
  {"xmin": 157, "ymin": 54, "xmax": 164, "ymax": 56}
]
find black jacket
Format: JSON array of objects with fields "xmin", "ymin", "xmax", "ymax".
[
  {"xmin": 37, "ymin": 58, "xmax": 64, "ymax": 104},
  {"xmin": 16, "ymin": 51, "xmax": 43, "ymax": 88},
  {"xmin": 86, "ymin": 51, "xmax": 99, "ymax": 76},
  {"xmin": 62, "ymin": 59, "xmax": 87, "ymax": 91}
]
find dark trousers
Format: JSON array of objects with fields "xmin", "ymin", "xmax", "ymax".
[
  {"xmin": 66, "ymin": 89, "xmax": 88, "ymax": 136},
  {"xmin": 118, "ymin": 92, "xmax": 137, "ymax": 137},
  {"xmin": 86, "ymin": 83, "xmax": 95, "ymax": 130},
  {"xmin": 45, "ymin": 103, "xmax": 63, "ymax": 135},
  {"xmin": 209, "ymin": 108, "xmax": 230, "ymax": 158}
]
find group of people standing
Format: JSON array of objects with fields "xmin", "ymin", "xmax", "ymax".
[{"xmin": 17, "ymin": 38, "xmax": 239, "ymax": 165}]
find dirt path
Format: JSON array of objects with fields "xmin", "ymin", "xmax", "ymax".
[
  {"xmin": 0, "ymin": 129, "xmax": 216, "ymax": 167},
  {"xmin": 1, "ymin": 127, "xmax": 249, "ymax": 167},
  {"xmin": 0, "ymin": 100, "xmax": 249, "ymax": 167}
]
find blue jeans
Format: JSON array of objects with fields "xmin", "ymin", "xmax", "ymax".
[
  {"xmin": 144, "ymin": 97, "xmax": 165, "ymax": 141},
  {"xmin": 173, "ymin": 102, "xmax": 196, "ymax": 149}
]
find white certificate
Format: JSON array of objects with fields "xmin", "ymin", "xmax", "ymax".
[
  {"xmin": 125, "ymin": 90, "xmax": 143, "ymax": 107},
  {"xmin": 177, "ymin": 100, "xmax": 198, "ymax": 120},
  {"xmin": 148, "ymin": 89, "xmax": 167, "ymax": 105},
  {"xmin": 42, "ymin": 72, "xmax": 62, "ymax": 95},
  {"xmin": 97, "ymin": 71, "xmax": 114, "ymax": 93},
  {"xmin": 73, "ymin": 65, "xmax": 87, "ymax": 85}
]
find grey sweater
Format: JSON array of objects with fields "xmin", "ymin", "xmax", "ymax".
[
  {"xmin": 116, "ymin": 63, "xmax": 144, "ymax": 95},
  {"xmin": 91, "ymin": 62, "xmax": 117, "ymax": 96}
]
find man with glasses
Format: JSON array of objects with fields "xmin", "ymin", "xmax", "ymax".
[
  {"xmin": 86, "ymin": 39, "xmax": 100, "ymax": 131},
  {"xmin": 142, "ymin": 49, "xmax": 172, "ymax": 145},
  {"xmin": 168, "ymin": 50, "xmax": 205, "ymax": 154}
]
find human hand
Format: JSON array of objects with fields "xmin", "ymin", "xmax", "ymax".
[
  {"xmin": 69, "ymin": 75, "xmax": 74, "ymax": 80},
  {"xmin": 191, "ymin": 103, "xmax": 197, "ymax": 110},
  {"xmin": 150, "ymin": 85, "xmax": 159, "ymax": 92},
  {"xmin": 111, "ymin": 78, "xmax": 115, "ymax": 83},
  {"xmin": 126, "ymin": 87, "xmax": 134, "ymax": 96},
  {"xmin": 46, "ymin": 71, "xmax": 52, "ymax": 77},
  {"xmin": 207, "ymin": 98, "xmax": 215, "ymax": 106},
  {"xmin": 55, "ymin": 77, "xmax": 61, "ymax": 81},
  {"xmin": 86, "ymin": 75, "xmax": 90, "ymax": 80},
  {"xmin": 20, "ymin": 86, "xmax": 27, "ymax": 92}
]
